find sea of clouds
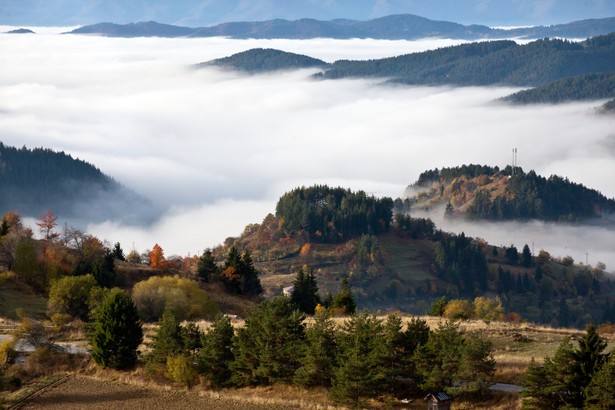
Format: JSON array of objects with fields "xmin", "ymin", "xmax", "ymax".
[{"xmin": 1, "ymin": 29, "xmax": 614, "ymax": 269}]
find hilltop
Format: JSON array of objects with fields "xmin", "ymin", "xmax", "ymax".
[
  {"xmin": 66, "ymin": 15, "xmax": 615, "ymax": 40},
  {"xmin": 199, "ymin": 48, "xmax": 327, "ymax": 73},
  {"xmin": 406, "ymin": 164, "xmax": 615, "ymax": 222}
]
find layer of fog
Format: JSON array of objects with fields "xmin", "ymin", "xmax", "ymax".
[
  {"xmin": 413, "ymin": 207, "xmax": 615, "ymax": 272},
  {"xmin": 1, "ymin": 32, "xmax": 614, "ymax": 267}
]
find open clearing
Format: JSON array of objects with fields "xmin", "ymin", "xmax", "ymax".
[{"xmin": 18, "ymin": 376, "xmax": 297, "ymax": 410}]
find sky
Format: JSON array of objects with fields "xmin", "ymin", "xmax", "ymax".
[
  {"xmin": 0, "ymin": 0, "xmax": 614, "ymax": 27},
  {"xmin": 1, "ymin": 29, "xmax": 615, "ymax": 269}
]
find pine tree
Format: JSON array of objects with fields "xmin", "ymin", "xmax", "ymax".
[
  {"xmin": 90, "ymin": 289, "xmax": 143, "ymax": 370},
  {"xmin": 197, "ymin": 314, "xmax": 235, "ymax": 386},
  {"xmin": 332, "ymin": 278, "xmax": 356, "ymax": 315},
  {"xmin": 294, "ymin": 308, "xmax": 338, "ymax": 387},
  {"xmin": 523, "ymin": 358, "xmax": 550, "ymax": 409},
  {"xmin": 330, "ymin": 313, "xmax": 386, "ymax": 405},
  {"xmin": 291, "ymin": 266, "xmax": 320, "ymax": 314},
  {"xmin": 197, "ymin": 249, "xmax": 218, "ymax": 282},
  {"xmin": 147, "ymin": 308, "xmax": 184, "ymax": 366},
  {"xmin": 112, "ymin": 242, "xmax": 125, "ymax": 261},
  {"xmin": 239, "ymin": 251, "xmax": 262, "ymax": 296},
  {"xmin": 522, "ymin": 244, "xmax": 533, "ymax": 267},
  {"xmin": 413, "ymin": 321, "xmax": 465, "ymax": 392},
  {"xmin": 230, "ymin": 297, "xmax": 305, "ymax": 386},
  {"xmin": 573, "ymin": 324, "xmax": 608, "ymax": 397},
  {"xmin": 585, "ymin": 353, "xmax": 615, "ymax": 409}
]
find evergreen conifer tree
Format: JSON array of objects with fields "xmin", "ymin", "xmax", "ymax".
[
  {"xmin": 239, "ymin": 251, "xmax": 262, "ymax": 296},
  {"xmin": 198, "ymin": 314, "xmax": 235, "ymax": 386},
  {"xmin": 294, "ymin": 308, "xmax": 338, "ymax": 387},
  {"xmin": 291, "ymin": 266, "xmax": 320, "ymax": 314},
  {"xmin": 147, "ymin": 308, "xmax": 184, "ymax": 366},
  {"xmin": 585, "ymin": 353, "xmax": 615, "ymax": 409},
  {"xmin": 522, "ymin": 244, "xmax": 533, "ymax": 267},
  {"xmin": 573, "ymin": 324, "xmax": 608, "ymax": 398},
  {"xmin": 230, "ymin": 297, "xmax": 305, "ymax": 386},
  {"xmin": 332, "ymin": 278, "xmax": 356, "ymax": 315},
  {"xmin": 90, "ymin": 289, "xmax": 143, "ymax": 370},
  {"xmin": 330, "ymin": 313, "xmax": 386, "ymax": 405},
  {"xmin": 197, "ymin": 249, "xmax": 218, "ymax": 282}
]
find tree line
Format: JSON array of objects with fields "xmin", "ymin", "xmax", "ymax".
[{"xmin": 93, "ymin": 293, "xmax": 496, "ymax": 406}]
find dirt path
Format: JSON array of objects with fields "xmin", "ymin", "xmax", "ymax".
[{"xmin": 18, "ymin": 376, "xmax": 292, "ymax": 410}]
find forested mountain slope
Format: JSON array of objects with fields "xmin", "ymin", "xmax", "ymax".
[
  {"xmin": 502, "ymin": 72, "xmax": 615, "ymax": 104},
  {"xmin": 319, "ymin": 33, "xmax": 615, "ymax": 87},
  {"xmin": 0, "ymin": 143, "xmax": 157, "ymax": 223},
  {"xmin": 406, "ymin": 165, "xmax": 615, "ymax": 222},
  {"xmin": 216, "ymin": 184, "xmax": 615, "ymax": 329}
]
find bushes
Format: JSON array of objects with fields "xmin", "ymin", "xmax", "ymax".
[
  {"xmin": 47, "ymin": 274, "xmax": 99, "ymax": 321},
  {"xmin": 132, "ymin": 276, "xmax": 217, "ymax": 322}
]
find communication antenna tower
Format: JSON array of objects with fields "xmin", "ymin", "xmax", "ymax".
[{"xmin": 512, "ymin": 148, "xmax": 518, "ymax": 176}]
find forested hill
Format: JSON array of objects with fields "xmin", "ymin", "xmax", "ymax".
[
  {"xmin": 502, "ymin": 72, "xmax": 615, "ymax": 104},
  {"xmin": 407, "ymin": 165, "xmax": 615, "ymax": 222},
  {"xmin": 0, "ymin": 143, "xmax": 157, "ymax": 224},
  {"xmin": 200, "ymin": 48, "xmax": 327, "ymax": 73},
  {"xmin": 319, "ymin": 33, "xmax": 615, "ymax": 87},
  {"xmin": 66, "ymin": 15, "xmax": 615, "ymax": 40}
]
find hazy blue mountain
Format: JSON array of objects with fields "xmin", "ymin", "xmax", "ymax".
[
  {"xmin": 200, "ymin": 48, "xmax": 328, "ymax": 73},
  {"xmin": 69, "ymin": 21, "xmax": 193, "ymax": 37},
  {"xmin": 65, "ymin": 15, "xmax": 615, "ymax": 40},
  {"xmin": 5, "ymin": 28, "xmax": 35, "ymax": 34},
  {"xmin": 1, "ymin": 0, "xmax": 614, "ymax": 27},
  {"xmin": 0, "ymin": 143, "xmax": 160, "ymax": 225}
]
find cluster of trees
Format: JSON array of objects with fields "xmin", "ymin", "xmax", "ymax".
[
  {"xmin": 524, "ymin": 325, "xmax": 614, "ymax": 408},
  {"xmin": 433, "ymin": 232, "xmax": 488, "ymax": 295},
  {"xmin": 394, "ymin": 214, "xmax": 437, "ymax": 240},
  {"xmin": 469, "ymin": 171, "xmax": 615, "ymax": 221},
  {"xmin": 143, "ymin": 298, "xmax": 495, "ymax": 405},
  {"xmin": 0, "ymin": 211, "xmax": 117, "ymax": 292},
  {"xmin": 503, "ymin": 72, "xmax": 615, "ymax": 104},
  {"xmin": 321, "ymin": 33, "xmax": 615, "ymax": 87},
  {"xmin": 275, "ymin": 185, "xmax": 393, "ymax": 243}
]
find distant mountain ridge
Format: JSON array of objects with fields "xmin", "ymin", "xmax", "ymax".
[
  {"xmin": 0, "ymin": 143, "xmax": 159, "ymax": 224},
  {"xmin": 203, "ymin": 33, "xmax": 615, "ymax": 88},
  {"xmin": 67, "ymin": 15, "xmax": 615, "ymax": 40}
]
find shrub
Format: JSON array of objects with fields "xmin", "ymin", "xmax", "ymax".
[
  {"xmin": 0, "ymin": 339, "xmax": 17, "ymax": 368},
  {"xmin": 132, "ymin": 276, "xmax": 217, "ymax": 322},
  {"xmin": 443, "ymin": 299, "xmax": 473, "ymax": 320},
  {"xmin": 47, "ymin": 274, "xmax": 100, "ymax": 321},
  {"xmin": 166, "ymin": 355, "xmax": 198, "ymax": 389}
]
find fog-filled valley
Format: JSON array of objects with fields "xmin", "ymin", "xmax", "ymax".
[{"xmin": 1, "ymin": 29, "xmax": 614, "ymax": 269}]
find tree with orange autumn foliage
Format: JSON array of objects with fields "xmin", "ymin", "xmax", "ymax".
[
  {"xmin": 149, "ymin": 244, "xmax": 165, "ymax": 269},
  {"xmin": 36, "ymin": 210, "xmax": 59, "ymax": 240}
]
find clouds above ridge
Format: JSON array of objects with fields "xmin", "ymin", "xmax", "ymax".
[{"xmin": 1, "ymin": 32, "xmax": 614, "ymax": 266}]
